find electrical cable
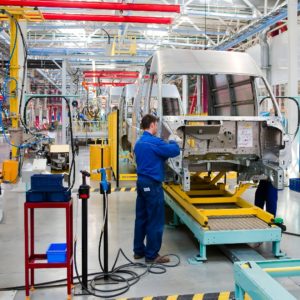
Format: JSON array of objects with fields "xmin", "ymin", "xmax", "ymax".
[
  {"xmin": 0, "ymin": 182, "xmax": 180, "ymax": 295},
  {"xmin": 101, "ymin": 28, "xmax": 111, "ymax": 45},
  {"xmin": 283, "ymin": 231, "xmax": 300, "ymax": 237},
  {"xmin": 0, "ymin": 9, "xmax": 53, "ymax": 171},
  {"xmin": 72, "ymin": 190, "xmax": 180, "ymax": 298},
  {"xmin": 23, "ymin": 96, "xmax": 76, "ymax": 190}
]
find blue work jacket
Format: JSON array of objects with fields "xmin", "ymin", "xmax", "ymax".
[{"xmin": 134, "ymin": 131, "xmax": 180, "ymax": 183}]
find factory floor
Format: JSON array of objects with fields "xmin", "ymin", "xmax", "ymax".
[{"xmin": 1, "ymin": 146, "xmax": 300, "ymax": 300}]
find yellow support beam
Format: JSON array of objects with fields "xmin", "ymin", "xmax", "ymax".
[
  {"xmin": 163, "ymin": 183, "xmax": 209, "ymax": 227},
  {"xmin": 263, "ymin": 266, "xmax": 300, "ymax": 273},
  {"xmin": 236, "ymin": 198, "xmax": 274, "ymax": 224},
  {"xmin": 164, "ymin": 181, "xmax": 275, "ymax": 227},
  {"xmin": 198, "ymin": 207, "xmax": 259, "ymax": 217},
  {"xmin": 211, "ymin": 172, "xmax": 225, "ymax": 185},
  {"xmin": 0, "ymin": 7, "xmax": 44, "ymax": 21},
  {"xmin": 119, "ymin": 173, "xmax": 137, "ymax": 181},
  {"xmin": 186, "ymin": 190, "xmax": 227, "ymax": 196},
  {"xmin": 188, "ymin": 197, "xmax": 238, "ymax": 204}
]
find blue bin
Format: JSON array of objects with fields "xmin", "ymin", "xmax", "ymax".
[
  {"xmin": 46, "ymin": 243, "xmax": 67, "ymax": 263},
  {"xmin": 289, "ymin": 178, "xmax": 300, "ymax": 192},
  {"xmin": 31, "ymin": 174, "xmax": 65, "ymax": 192},
  {"xmin": 47, "ymin": 190, "xmax": 71, "ymax": 202},
  {"xmin": 26, "ymin": 191, "xmax": 46, "ymax": 202}
]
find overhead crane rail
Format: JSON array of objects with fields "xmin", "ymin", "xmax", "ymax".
[
  {"xmin": 1, "ymin": 0, "xmax": 179, "ymax": 24},
  {"xmin": 0, "ymin": 0, "xmax": 180, "ymax": 13}
]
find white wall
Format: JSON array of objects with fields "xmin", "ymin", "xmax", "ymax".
[{"xmin": 246, "ymin": 26, "xmax": 300, "ymax": 86}]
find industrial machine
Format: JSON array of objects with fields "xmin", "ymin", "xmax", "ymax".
[
  {"xmin": 128, "ymin": 49, "xmax": 292, "ymax": 261},
  {"xmin": 50, "ymin": 144, "xmax": 70, "ymax": 172}
]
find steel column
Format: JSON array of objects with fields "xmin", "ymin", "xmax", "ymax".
[
  {"xmin": 61, "ymin": 60, "xmax": 67, "ymax": 144},
  {"xmin": 287, "ymin": 0, "xmax": 298, "ymax": 177},
  {"xmin": 9, "ymin": 17, "xmax": 19, "ymax": 158},
  {"xmin": 182, "ymin": 75, "xmax": 188, "ymax": 115}
]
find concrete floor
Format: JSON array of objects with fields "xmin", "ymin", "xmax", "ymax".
[{"xmin": 1, "ymin": 146, "xmax": 300, "ymax": 299}]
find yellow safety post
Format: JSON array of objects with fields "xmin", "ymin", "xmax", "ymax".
[
  {"xmin": 107, "ymin": 110, "xmax": 119, "ymax": 184},
  {"xmin": 90, "ymin": 145, "xmax": 111, "ymax": 181},
  {"xmin": 9, "ymin": 16, "xmax": 20, "ymax": 159}
]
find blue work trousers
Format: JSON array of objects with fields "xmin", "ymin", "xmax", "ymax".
[
  {"xmin": 254, "ymin": 179, "xmax": 278, "ymax": 216},
  {"xmin": 133, "ymin": 178, "xmax": 165, "ymax": 260}
]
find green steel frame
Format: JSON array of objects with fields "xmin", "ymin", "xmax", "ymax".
[{"xmin": 234, "ymin": 259, "xmax": 300, "ymax": 300}]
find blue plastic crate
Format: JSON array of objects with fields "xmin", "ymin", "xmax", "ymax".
[
  {"xmin": 26, "ymin": 191, "xmax": 46, "ymax": 202},
  {"xmin": 46, "ymin": 243, "xmax": 67, "ymax": 263},
  {"xmin": 289, "ymin": 178, "xmax": 300, "ymax": 192},
  {"xmin": 31, "ymin": 174, "xmax": 65, "ymax": 192},
  {"xmin": 26, "ymin": 188, "xmax": 71, "ymax": 202},
  {"xmin": 47, "ymin": 189, "xmax": 71, "ymax": 202}
]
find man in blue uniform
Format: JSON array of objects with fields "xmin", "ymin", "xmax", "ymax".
[
  {"xmin": 133, "ymin": 114, "xmax": 180, "ymax": 264},
  {"xmin": 254, "ymin": 179, "xmax": 278, "ymax": 216}
]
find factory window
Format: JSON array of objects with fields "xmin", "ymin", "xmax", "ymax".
[
  {"xmin": 162, "ymin": 98, "xmax": 180, "ymax": 116},
  {"xmin": 210, "ymin": 74, "xmax": 256, "ymax": 116}
]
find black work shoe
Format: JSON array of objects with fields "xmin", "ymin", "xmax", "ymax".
[
  {"xmin": 145, "ymin": 255, "xmax": 170, "ymax": 264},
  {"xmin": 133, "ymin": 254, "xmax": 144, "ymax": 259}
]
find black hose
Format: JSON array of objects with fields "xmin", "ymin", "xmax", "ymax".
[{"xmin": 23, "ymin": 96, "xmax": 76, "ymax": 190}]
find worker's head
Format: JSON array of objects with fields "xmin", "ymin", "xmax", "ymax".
[{"xmin": 141, "ymin": 114, "xmax": 159, "ymax": 135}]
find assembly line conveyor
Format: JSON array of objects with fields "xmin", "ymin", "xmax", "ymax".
[{"xmin": 163, "ymin": 172, "xmax": 283, "ymax": 262}]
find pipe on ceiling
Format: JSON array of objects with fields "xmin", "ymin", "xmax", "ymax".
[
  {"xmin": 42, "ymin": 13, "xmax": 173, "ymax": 24},
  {"xmin": 86, "ymin": 82, "xmax": 130, "ymax": 87},
  {"xmin": 83, "ymin": 71, "xmax": 139, "ymax": 79},
  {"xmin": 27, "ymin": 24, "xmax": 228, "ymax": 36},
  {"xmin": 0, "ymin": 0, "xmax": 180, "ymax": 13}
]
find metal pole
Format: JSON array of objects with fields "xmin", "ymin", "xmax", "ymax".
[
  {"xmin": 182, "ymin": 75, "xmax": 188, "ymax": 115},
  {"xmin": 196, "ymin": 75, "xmax": 201, "ymax": 114},
  {"xmin": 287, "ymin": 0, "xmax": 298, "ymax": 177},
  {"xmin": 81, "ymin": 199, "xmax": 88, "ymax": 289},
  {"xmin": 103, "ymin": 192, "xmax": 108, "ymax": 279},
  {"xmin": 19, "ymin": 20, "xmax": 27, "ymax": 122},
  {"xmin": 62, "ymin": 59, "xmax": 67, "ymax": 144}
]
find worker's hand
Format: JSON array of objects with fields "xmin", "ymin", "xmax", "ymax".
[{"xmin": 168, "ymin": 134, "xmax": 181, "ymax": 143}]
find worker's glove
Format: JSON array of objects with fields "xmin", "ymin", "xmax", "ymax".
[{"xmin": 168, "ymin": 134, "xmax": 181, "ymax": 143}]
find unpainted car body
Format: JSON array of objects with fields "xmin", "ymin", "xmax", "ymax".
[{"xmin": 129, "ymin": 49, "xmax": 291, "ymax": 191}]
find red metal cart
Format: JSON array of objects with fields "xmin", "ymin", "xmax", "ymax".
[{"xmin": 24, "ymin": 200, "xmax": 73, "ymax": 299}]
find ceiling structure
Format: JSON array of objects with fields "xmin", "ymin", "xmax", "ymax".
[{"xmin": 0, "ymin": 0, "xmax": 297, "ymax": 94}]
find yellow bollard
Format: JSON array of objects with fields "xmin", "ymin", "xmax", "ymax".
[
  {"xmin": 90, "ymin": 145, "xmax": 111, "ymax": 181},
  {"xmin": 2, "ymin": 160, "xmax": 19, "ymax": 183}
]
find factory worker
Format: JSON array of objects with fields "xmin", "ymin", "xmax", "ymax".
[{"xmin": 133, "ymin": 114, "xmax": 180, "ymax": 263}]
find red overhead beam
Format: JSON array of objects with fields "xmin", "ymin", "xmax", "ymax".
[
  {"xmin": 1, "ymin": 0, "xmax": 180, "ymax": 13},
  {"xmin": 83, "ymin": 71, "xmax": 139, "ymax": 79},
  {"xmin": 84, "ymin": 74, "xmax": 138, "ymax": 79},
  {"xmin": 86, "ymin": 82, "xmax": 129, "ymax": 87},
  {"xmin": 43, "ymin": 13, "xmax": 173, "ymax": 24}
]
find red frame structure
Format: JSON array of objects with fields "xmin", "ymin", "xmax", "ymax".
[{"xmin": 24, "ymin": 200, "xmax": 73, "ymax": 299}]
